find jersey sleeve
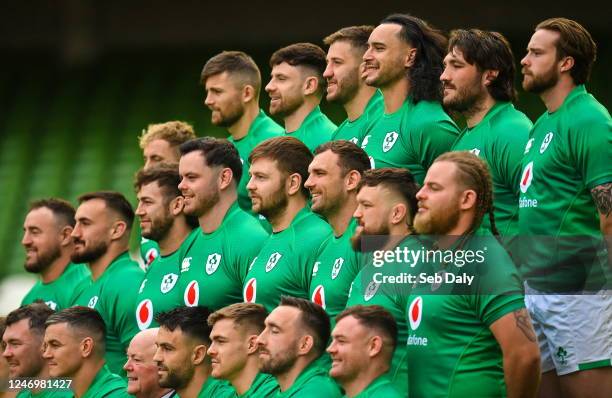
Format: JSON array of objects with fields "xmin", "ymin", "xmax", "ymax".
[
  {"xmin": 298, "ymin": 225, "xmax": 332, "ymax": 294},
  {"xmin": 233, "ymin": 222, "xmax": 269, "ymax": 285},
  {"xmin": 494, "ymin": 120, "xmax": 531, "ymax": 196},
  {"xmin": 567, "ymin": 112, "xmax": 612, "ymax": 189}
]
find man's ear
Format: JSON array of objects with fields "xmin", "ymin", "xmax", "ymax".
[
  {"xmin": 286, "ymin": 173, "xmax": 303, "ymax": 196},
  {"xmin": 59, "ymin": 226, "xmax": 74, "ymax": 247},
  {"xmin": 218, "ymin": 168, "xmax": 234, "ymax": 191},
  {"xmin": 390, "ymin": 203, "xmax": 408, "ymax": 226},
  {"xmin": 303, "ymin": 76, "xmax": 319, "ymax": 96},
  {"xmin": 459, "ymin": 189, "xmax": 477, "ymax": 211},
  {"xmin": 243, "ymin": 84, "xmax": 257, "ymax": 103},
  {"xmin": 297, "ymin": 335, "xmax": 315, "ymax": 356},
  {"xmin": 80, "ymin": 337, "xmax": 95, "ymax": 358},
  {"xmin": 110, "ymin": 220, "xmax": 127, "ymax": 241},
  {"xmin": 405, "ymin": 47, "xmax": 417, "ymax": 68},
  {"xmin": 483, "ymin": 70, "xmax": 499, "ymax": 86},
  {"xmin": 246, "ymin": 334, "xmax": 259, "ymax": 355},
  {"xmin": 559, "ymin": 56, "xmax": 575, "ymax": 74},
  {"xmin": 192, "ymin": 344, "xmax": 208, "ymax": 365},
  {"xmin": 170, "ymin": 196, "xmax": 184, "ymax": 217},
  {"xmin": 345, "ymin": 170, "xmax": 361, "ymax": 192}
]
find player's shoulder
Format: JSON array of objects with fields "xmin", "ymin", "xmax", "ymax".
[
  {"xmin": 489, "ymin": 103, "xmax": 533, "ymax": 132},
  {"xmin": 557, "ymin": 88, "xmax": 611, "ymax": 129},
  {"xmin": 64, "ymin": 262, "xmax": 92, "ymax": 280},
  {"xmin": 253, "ymin": 116, "xmax": 284, "ymax": 140},
  {"xmin": 409, "ymin": 99, "xmax": 453, "ymax": 122},
  {"xmin": 225, "ymin": 209, "xmax": 269, "ymax": 245},
  {"xmin": 298, "ymin": 373, "xmax": 342, "ymax": 397},
  {"xmin": 292, "ymin": 210, "xmax": 332, "ymax": 235}
]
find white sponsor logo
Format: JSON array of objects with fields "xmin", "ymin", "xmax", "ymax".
[
  {"xmin": 540, "ymin": 132, "xmax": 554, "ymax": 153},
  {"xmin": 349, "ymin": 137, "xmax": 358, "ymax": 144},
  {"xmin": 205, "ymin": 253, "xmax": 222, "ymax": 275},
  {"xmin": 139, "ymin": 278, "xmax": 148, "ymax": 294},
  {"xmin": 361, "ymin": 135, "xmax": 371, "ymax": 149},
  {"xmin": 265, "ymin": 252, "xmax": 282, "ymax": 272},
  {"xmin": 470, "ymin": 148, "xmax": 481, "ymax": 156},
  {"xmin": 45, "ymin": 301, "xmax": 58, "ymax": 310},
  {"xmin": 519, "ymin": 161, "xmax": 534, "ymax": 194},
  {"xmin": 331, "ymin": 258, "xmax": 344, "ymax": 280},
  {"xmin": 160, "ymin": 273, "xmax": 178, "ymax": 293},
  {"xmin": 249, "ymin": 257, "xmax": 257, "ymax": 271},
  {"xmin": 312, "ymin": 261, "xmax": 320, "ymax": 277},
  {"xmin": 382, "ymin": 131, "xmax": 399, "ymax": 152}
]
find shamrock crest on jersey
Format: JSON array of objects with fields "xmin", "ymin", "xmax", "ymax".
[
  {"xmin": 363, "ymin": 280, "xmax": 380, "ymax": 301},
  {"xmin": 265, "ymin": 252, "xmax": 282, "ymax": 272},
  {"xmin": 408, "ymin": 296, "xmax": 423, "ymax": 330},
  {"xmin": 311, "ymin": 285, "xmax": 326, "ymax": 309},
  {"xmin": 205, "ymin": 253, "xmax": 222, "ymax": 275},
  {"xmin": 382, "ymin": 131, "xmax": 399, "ymax": 152},
  {"xmin": 331, "ymin": 258, "xmax": 344, "ymax": 280},
  {"xmin": 136, "ymin": 299, "xmax": 153, "ymax": 330},
  {"xmin": 160, "ymin": 273, "xmax": 178, "ymax": 294},
  {"xmin": 88, "ymin": 296, "xmax": 99, "ymax": 309},
  {"xmin": 540, "ymin": 132, "xmax": 554, "ymax": 153}
]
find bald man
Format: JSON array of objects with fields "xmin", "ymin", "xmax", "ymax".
[{"xmin": 124, "ymin": 329, "xmax": 174, "ymax": 398}]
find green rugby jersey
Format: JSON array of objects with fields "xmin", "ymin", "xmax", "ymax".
[
  {"xmin": 192, "ymin": 377, "xmax": 236, "ymax": 398},
  {"xmin": 518, "ymin": 85, "xmax": 612, "ymax": 292},
  {"xmin": 81, "ymin": 364, "xmax": 130, "ymax": 398},
  {"xmin": 310, "ymin": 219, "xmax": 363, "ymax": 322},
  {"xmin": 21, "ymin": 262, "xmax": 91, "ymax": 310},
  {"xmin": 237, "ymin": 373, "xmax": 279, "ymax": 397},
  {"xmin": 178, "ymin": 201, "xmax": 269, "ymax": 310},
  {"xmin": 135, "ymin": 228, "xmax": 199, "ymax": 330},
  {"xmin": 452, "ymin": 102, "xmax": 532, "ymax": 237},
  {"xmin": 275, "ymin": 356, "xmax": 342, "ymax": 397},
  {"xmin": 331, "ymin": 91, "xmax": 383, "ymax": 145},
  {"xmin": 73, "ymin": 252, "xmax": 144, "ymax": 375},
  {"xmin": 350, "ymin": 374, "xmax": 402, "ymax": 398},
  {"xmin": 405, "ymin": 231, "xmax": 525, "ymax": 398},
  {"xmin": 286, "ymin": 106, "xmax": 336, "ymax": 152},
  {"xmin": 229, "ymin": 110, "xmax": 284, "ymax": 212},
  {"xmin": 243, "ymin": 207, "xmax": 332, "ymax": 311},
  {"xmin": 361, "ymin": 98, "xmax": 459, "ymax": 184},
  {"xmin": 345, "ymin": 236, "xmax": 422, "ymax": 397}
]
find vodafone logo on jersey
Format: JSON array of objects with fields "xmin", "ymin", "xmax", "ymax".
[
  {"xmin": 311, "ymin": 285, "xmax": 326, "ymax": 309},
  {"xmin": 145, "ymin": 249, "xmax": 159, "ymax": 268},
  {"xmin": 520, "ymin": 161, "xmax": 534, "ymax": 194},
  {"xmin": 244, "ymin": 278, "xmax": 256, "ymax": 303},
  {"xmin": 184, "ymin": 281, "xmax": 199, "ymax": 307},
  {"xmin": 136, "ymin": 299, "xmax": 153, "ymax": 330},
  {"xmin": 408, "ymin": 296, "xmax": 423, "ymax": 330}
]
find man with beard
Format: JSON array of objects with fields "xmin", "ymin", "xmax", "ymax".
[
  {"xmin": 201, "ymin": 51, "xmax": 283, "ymax": 213},
  {"xmin": 2, "ymin": 303, "xmax": 73, "ymax": 398},
  {"xmin": 360, "ymin": 13, "xmax": 458, "ymax": 183},
  {"xmin": 305, "ymin": 141, "xmax": 371, "ymax": 321},
  {"xmin": 441, "ymin": 29, "xmax": 532, "ymax": 241},
  {"xmin": 207, "ymin": 303, "xmax": 279, "ymax": 397},
  {"xmin": 138, "ymin": 121, "xmax": 197, "ymax": 268},
  {"xmin": 72, "ymin": 191, "xmax": 144, "ymax": 375},
  {"xmin": 327, "ymin": 305, "xmax": 401, "ymax": 398},
  {"xmin": 20, "ymin": 199, "xmax": 90, "ymax": 310},
  {"xmin": 43, "ymin": 307, "xmax": 129, "ymax": 397},
  {"xmin": 153, "ymin": 307, "xmax": 234, "ymax": 398},
  {"xmin": 345, "ymin": 168, "xmax": 420, "ymax": 396},
  {"xmin": 243, "ymin": 137, "xmax": 332, "ymax": 311},
  {"xmin": 323, "ymin": 26, "xmax": 383, "ymax": 145},
  {"xmin": 133, "ymin": 164, "xmax": 199, "ymax": 330},
  {"xmin": 266, "ymin": 43, "xmax": 336, "ymax": 152},
  {"xmin": 124, "ymin": 329, "xmax": 174, "ymax": 398},
  {"xmin": 177, "ymin": 138, "xmax": 268, "ymax": 310},
  {"xmin": 406, "ymin": 151, "xmax": 540, "ymax": 398},
  {"xmin": 256, "ymin": 296, "xmax": 341, "ymax": 397},
  {"xmin": 519, "ymin": 18, "xmax": 612, "ymax": 398}
]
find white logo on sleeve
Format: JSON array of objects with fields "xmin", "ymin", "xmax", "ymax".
[
  {"xmin": 181, "ymin": 257, "xmax": 192, "ymax": 273},
  {"xmin": 382, "ymin": 132, "xmax": 399, "ymax": 152},
  {"xmin": 205, "ymin": 253, "xmax": 222, "ymax": 275},
  {"xmin": 519, "ymin": 161, "xmax": 534, "ymax": 194},
  {"xmin": 539, "ymin": 132, "xmax": 554, "ymax": 153},
  {"xmin": 470, "ymin": 148, "xmax": 481, "ymax": 156},
  {"xmin": 408, "ymin": 296, "xmax": 423, "ymax": 330},
  {"xmin": 45, "ymin": 301, "xmax": 58, "ymax": 310},
  {"xmin": 160, "ymin": 273, "xmax": 178, "ymax": 293},
  {"xmin": 361, "ymin": 134, "xmax": 371, "ymax": 148},
  {"xmin": 524, "ymin": 138, "xmax": 534, "ymax": 154},
  {"xmin": 265, "ymin": 252, "xmax": 282, "ymax": 272},
  {"xmin": 87, "ymin": 296, "xmax": 99, "ymax": 309}
]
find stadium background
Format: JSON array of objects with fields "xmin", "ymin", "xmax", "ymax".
[{"xmin": 0, "ymin": 0, "xmax": 609, "ymax": 311}]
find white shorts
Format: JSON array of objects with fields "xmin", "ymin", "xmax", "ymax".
[{"xmin": 524, "ymin": 284, "xmax": 612, "ymax": 375}]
